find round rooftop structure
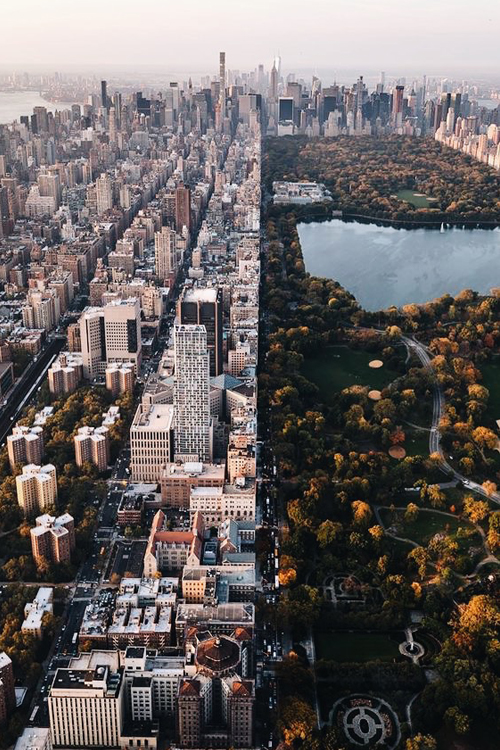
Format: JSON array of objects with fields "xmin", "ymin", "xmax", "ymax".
[{"xmin": 195, "ymin": 635, "xmax": 240, "ymax": 675}]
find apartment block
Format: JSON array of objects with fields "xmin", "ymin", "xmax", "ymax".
[
  {"xmin": 173, "ymin": 325, "xmax": 211, "ymax": 463},
  {"xmin": 48, "ymin": 352, "xmax": 83, "ymax": 396},
  {"xmin": 79, "ymin": 298, "xmax": 142, "ymax": 379},
  {"xmin": 7, "ymin": 424, "xmax": 44, "ymax": 470},
  {"xmin": 0, "ymin": 652, "xmax": 15, "ymax": 727},
  {"xmin": 130, "ymin": 403, "xmax": 174, "ymax": 483},
  {"xmin": 105, "ymin": 363, "xmax": 134, "ymax": 397},
  {"xmin": 74, "ymin": 425, "xmax": 110, "ymax": 471},
  {"xmin": 30, "ymin": 512, "xmax": 75, "ymax": 565},
  {"xmin": 48, "ymin": 663, "xmax": 124, "ymax": 748},
  {"xmin": 16, "ymin": 463, "xmax": 57, "ymax": 517},
  {"xmin": 22, "ymin": 587, "xmax": 54, "ymax": 638}
]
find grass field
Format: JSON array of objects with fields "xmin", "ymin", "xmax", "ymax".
[
  {"xmin": 478, "ymin": 358, "xmax": 500, "ymax": 426},
  {"xmin": 379, "ymin": 507, "xmax": 479, "ymax": 547},
  {"xmin": 396, "ymin": 189, "xmax": 435, "ymax": 208},
  {"xmin": 402, "ymin": 429, "xmax": 429, "ymax": 458},
  {"xmin": 302, "ymin": 346, "xmax": 397, "ymax": 404},
  {"xmin": 315, "ymin": 631, "xmax": 402, "ymax": 662}
]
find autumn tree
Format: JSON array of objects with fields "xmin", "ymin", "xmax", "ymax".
[
  {"xmin": 351, "ymin": 500, "xmax": 372, "ymax": 528},
  {"xmin": 406, "ymin": 735, "xmax": 437, "ymax": 750}
]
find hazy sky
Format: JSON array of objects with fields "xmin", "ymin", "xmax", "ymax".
[{"xmin": 3, "ymin": 0, "xmax": 500, "ymax": 77}]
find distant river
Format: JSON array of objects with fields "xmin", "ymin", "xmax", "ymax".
[
  {"xmin": 0, "ymin": 91, "xmax": 71, "ymax": 124},
  {"xmin": 298, "ymin": 219, "xmax": 500, "ymax": 311}
]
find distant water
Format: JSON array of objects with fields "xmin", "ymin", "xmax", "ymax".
[
  {"xmin": 0, "ymin": 91, "xmax": 65, "ymax": 124},
  {"xmin": 298, "ymin": 219, "xmax": 500, "ymax": 311},
  {"xmin": 476, "ymin": 98, "xmax": 500, "ymax": 110}
]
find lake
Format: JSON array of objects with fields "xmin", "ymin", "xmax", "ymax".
[
  {"xmin": 0, "ymin": 91, "xmax": 67, "ymax": 124},
  {"xmin": 298, "ymin": 219, "xmax": 500, "ymax": 311}
]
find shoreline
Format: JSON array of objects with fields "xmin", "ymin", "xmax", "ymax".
[{"xmin": 295, "ymin": 208, "xmax": 500, "ymax": 231}]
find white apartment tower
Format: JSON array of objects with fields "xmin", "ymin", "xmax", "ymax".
[
  {"xmin": 130, "ymin": 403, "xmax": 174, "ymax": 483},
  {"xmin": 173, "ymin": 325, "xmax": 211, "ymax": 462}
]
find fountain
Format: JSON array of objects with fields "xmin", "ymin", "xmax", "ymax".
[{"xmin": 399, "ymin": 628, "xmax": 425, "ymax": 663}]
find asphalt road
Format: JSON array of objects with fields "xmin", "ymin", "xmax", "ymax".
[
  {"xmin": 405, "ymin": 334, "xmax": 500, "ymax": 504},
  {"xmin": 0, "ymin": 337, "xmax": 65, "ymax": 447}
]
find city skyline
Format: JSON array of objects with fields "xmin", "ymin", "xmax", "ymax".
[
  {"xmin": 1, "ymin": 0, "xmax": 500, "ymax": 743},
  {"xmin": 3, "ymin": 0, "xmax": 500, "ymax": 74}
]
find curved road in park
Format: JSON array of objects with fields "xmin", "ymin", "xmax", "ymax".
[
  {"xmin": 402, "ymin": 334, "xmax": 500, "ymax": 504},
  {"xmin": 352, "ymin": 325, "xmax": 500, "ymax": 504}
]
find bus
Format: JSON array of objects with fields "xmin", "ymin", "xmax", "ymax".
[
  {"xmin": 72, "ymin": 633, "xmax": 78, "ymax": 646},
  {"xmin": 29, "ymin": 706, "xmax": 39, "ymax": 724}
]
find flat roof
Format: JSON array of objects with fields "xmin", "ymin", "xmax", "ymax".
[{"xmin": 132, "ymin": 403, "xmax": 174, "ymax": 430}]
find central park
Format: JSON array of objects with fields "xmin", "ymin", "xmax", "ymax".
[{"xmin": 259, "ymin": 134, "xmax": 500, "ymax": 749}]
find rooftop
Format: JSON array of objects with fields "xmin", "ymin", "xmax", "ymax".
[{"xmin": 132, "ymin": 403, "xmax": 174, "ymax": 431}]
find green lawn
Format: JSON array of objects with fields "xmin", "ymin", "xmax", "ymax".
[
  {"xmin": 396, "ymin": 189, "xmax": 434, "ymax": 208},
  {"xmin": 478, "ymin": 358, "xmax": 500, "ymax": 426},
  {"xmin": 379, "ymin": 507, "xmax": 479, "ymax": 547},
  {"xmin": 315, "ymin": 631, "xmax": 401, "ymax": 662},
  {"xmin": 403, "ymin": 429, "xmax": 429, "ymax": 457},
  {"xmin": 302, "ymin": 346, "xmax": 397, "ymax": 404}
]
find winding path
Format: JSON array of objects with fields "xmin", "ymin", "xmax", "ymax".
[
  {"xmin": 374, "ymin": 503, "xmax": 500, "ymax": 578},
  {"xmin": 402, "ymin": 334, "xmax": 500, "ymax": 504},
  {"xmin": 353, "ymin": 324, "xmax": 500, "ymax": 504}
]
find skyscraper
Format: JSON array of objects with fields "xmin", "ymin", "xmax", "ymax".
[
  {"xmin": 178, "ymin": 287, "xmax": 223, "ymax": 376},
  {"xmin": 37, "ymin": 171, "xmax": 61, "ymax": 210},
  {"xmin": 155, "ymin": 226, "xmax": 177, "ymax": 282},
  {"xmin": 219, "ymin": 52, "xmax": 226, "ymax": 119},
  {"xmin": 175, "ymin": 185, "xmax": 191, "ymax": 234},
  {"xmin": 392, "ymin": 85, "xmax": 404, "ymax": 116},
  {"xmin": 79, "ymin": 299, "xmax": 142, "ymax": 379},
  {"xmin": 270, "ymin": 63, "xmax": 278, "ymax": 101},
  {"xmin": 101, "ymin": 80, "xmax": 108, "ymax": 110},
  {"xmin": 96, "ymin": 173, "xmax": 113, "ymax": 215},
  {"xmin": 173, "ymin": 325, "xmax": 211, "ymax": 462},
  {"xmin": 278, "ymin": 97, "xmax": 294, "ymax": 122}
]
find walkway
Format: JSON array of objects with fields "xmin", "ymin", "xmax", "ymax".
[{"xmin": 403, "ymin": 334, "xmax": 500, "ymax": 505}]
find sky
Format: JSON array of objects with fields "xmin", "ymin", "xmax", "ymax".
[{"xmin": 2, "ymin": 0, "xmax": 500, "ymax": 78}]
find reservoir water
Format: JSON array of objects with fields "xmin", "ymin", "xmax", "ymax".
[{"xmin": 298, "ymin": 219, "xmax": 500, "ymax": 311}]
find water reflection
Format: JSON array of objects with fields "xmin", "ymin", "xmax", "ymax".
[{"xmin": 298, "ymin": 219, "xmax": 500, "ymax": 311}]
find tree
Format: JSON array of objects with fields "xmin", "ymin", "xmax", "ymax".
[
  {"xmin": 482, "ymin": 480, "xmax": 497, "ymax": 497},
  {"xmin": 462, "ymin": 497, "xmax": 489, "ymax": 524},
  {"xmin": 368, "ymin": 525, "xmax": 384, "ymax": 545},
  {"xmin": 316, "ymin": 520, "xmax": 342, "ymax": 548},
  {"xmin": 426, "ymin": 484, "xmax": 446, "ymax": 509},
  {"xmin": 444, "ymin": 706, "xmax": 470, "ymax": 735},
  {"xmin": 278, "ymin": 567, "xmax": 297, "ymax": 587},
  {"xmin": 405, "ymin": 503, "xmax": 419, "ymax": 523},
  {"xmin": 408, "ymin": 547, "xmax": 429, "ymax": 580},
  {"xmin": 351, "ymin": 500, "xmax": 372, "ymax": 528},
  {"xmin": 472, "ymin": 427, "xmax": 498, "ymax": 460},
  {"xmin": 280, "ymin": 697, "xmax": 317, "ymax": 746},
  {"xmin": 374, "ymin": 398, "xmax": 397, "ymax": 423},
  {"xmin": 406, "ymin": 735, "xmax": 437, "ymax": 750}
]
